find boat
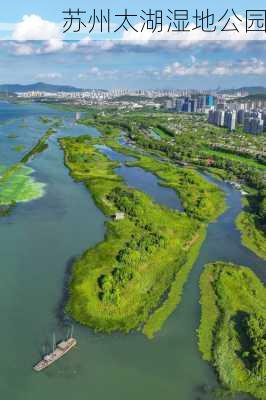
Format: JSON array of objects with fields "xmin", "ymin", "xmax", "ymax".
[{"xmin": 33, "ymin": 328, "xmax": 76, "ymax": 372}]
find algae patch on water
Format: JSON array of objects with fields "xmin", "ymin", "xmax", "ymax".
[{"xmin": 0, "ymin": 164, "xmax": 45, "ymax": 205}]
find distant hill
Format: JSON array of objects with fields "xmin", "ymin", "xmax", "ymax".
[
  {"xmin": 219, "ymin": 86, "xmax": 266, "ymax": 95},
  {"xmin": 0, "ymin": 82, "xmax": 107, "ymax": 93},
  {"xmin": 0, "ymin": 91, "xmax": 17, "ymax": 98},
  {"xmin": 239, "ymin": 94, "xmax": 266, "ymax": 102}
]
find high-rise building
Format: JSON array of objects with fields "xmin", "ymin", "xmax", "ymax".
[
  {"xmin": 176, "ymin": 99, "xmax": 185, "ymax": 112},
  {"xmin": 206, "ymin": 95, "xmax": 214, "ymax": 107},
  {"xmin": 190, "ymin": 99, "xmax": 198, "ymax": 113},
  {"xmin": 262, "ymin": 110, "xmax": 266, "ymax": 130},
  {"xmin": 217, "ymin": 110, "xmax": 225, "ymax": 127},
  {"xmin": 183, "ymin": 98, "xmax": 192, "ymax": 112},
  {"xmin": 237, "ymin": 109, "xmax": 245, "ymax": 124},
  {"xmin": 198, "ymin": 96, "xmax": 207, "ymax": 109},
  {"xmin": 216, "ymin": 103, "xmax": 226, "ymax": 111},
  {"xmin": 208, "ymin": 109, "xmax": 225, "ymax": 127},
  {"xmin": 244, "ymin": 116, "xmax": 264, "ymax": 134},
  {"xmin": 208, "ymin": 110, "xmax": 215, "ymax": 124},
  {"xmin": 165, "ymin": 99, "xmax": 175, "ymax": 110},
  {"xmin": 224, "ymin": 111, "xmax": 236, "ymax": 131}
]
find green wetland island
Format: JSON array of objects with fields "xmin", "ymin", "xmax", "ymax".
[
  {"xmin": 199, "ymin": 262, "xmax": 266, "ymax": 400},
  {"xmin": 0, "ymin": 101, "xmax": 265, "ymax": 400}
]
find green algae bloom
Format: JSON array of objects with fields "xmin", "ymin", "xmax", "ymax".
[{"xmin": 0, "ymin": 164, "xmax": 45, "ymax": 205}]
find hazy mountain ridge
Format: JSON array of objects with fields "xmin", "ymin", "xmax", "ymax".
[
  {"xmin": 0, "ymin": 82, "xmax": 107, "ymax": 93},
  {"xmin": 219, "ymin": 86, "xmax": 266, "ymax": 95},
  {"xmin": 1, "ymin": 83, "xmax": 266, "ymax": 96}
]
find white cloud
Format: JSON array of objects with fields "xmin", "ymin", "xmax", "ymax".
[
  {"xmin": 12, "ymin": 43, "xmax": 34, "ymax": 56},
  {"xmin": 121, "ymin": 14, "xmax": 265, "ymax": 50},
  {"xmin": 79, "ymin": 36, "xmax": 91, "ymax": 46},
  {"xmin": 163, "ymin": 58, "xmax": 266, "ymax": 78},
  {"xmin": 90, "ymin": 66, "xmax": 100, "ymax": 74},
  {"xmin": 12, "ymin": 15, "xmax": 61, "ymax": 41},
  {"xmin": 163, "ymin": 61, "xmax": 209, "ymax": 77},
  {"xmin": 78, "ymin": 66, "xmax": 119, "ymax": 80},
  {"xmin": 36, "ymin": 72, "xmax": 62, "ymax": 80},
  {"xmin": 71, "ymin": 38, "xmax": 114, "ymax": 52},
  {"xmin": 9, "ymin": 15, "xmax": 64, "ymax": 55},
  {"xmin": 41, "ymin": 39, "xmax": 64, "ymax": 53},
  {"xmin": 11, "ymin": 39, "xmax": 65, "ymax": 56},
  {"xmin": 96, "ymin": 40, "xmax": 115, "ymax": 50},
  {"xmin": 212, "ymin": 58, "xmax": 266, "ymax": 76},
  {"xmin": 77, "ymin": 73, "xmax": 87, "ymax": 80}
]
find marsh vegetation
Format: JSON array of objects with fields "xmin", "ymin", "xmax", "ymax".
[
  {"xmin": 199, "ymin": 262, "xmax": 266, "ymax": 400},
  {"xmin": 60, "ymin": 135, "xmax": 225, "ymax": 335}
]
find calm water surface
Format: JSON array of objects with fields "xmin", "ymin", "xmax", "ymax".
[
  {"xmin": 0, "ymin": 102, "xmax": 264, "ymax": 400},
  {"xmin": 96, "ymin": 144, "xmax": 183, "ymax": 211}
]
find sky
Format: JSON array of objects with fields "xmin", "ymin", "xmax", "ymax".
[
  {"xmin": 0, "ymin": 0, "xmax": 265, "ymax": 28},
  {"xmin": 1, "ymin": 41, "xmax": 266, "ymax": 90},
  {"xmin": 0, "ymin": 1, "xmax": 266, "ymax": 89}
]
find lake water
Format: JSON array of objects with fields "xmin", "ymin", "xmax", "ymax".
[
  {"xmin": 0, "ymin": 102, "xmax": 264, "ymax": 400},
  {"xmin": 96, "ymin": 144, "xmax": 183, "ymax": 211}
]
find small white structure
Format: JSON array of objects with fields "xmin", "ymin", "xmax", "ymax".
[
  {"xmin": 231, "ymin": 182, "xmax": 241, "ymax": 190},
  {"xmin": 113, "ymin": 212, "xmax": 125, "ymax": 221}
]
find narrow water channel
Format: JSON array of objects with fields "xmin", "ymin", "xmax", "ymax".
[
  {"xmin": 96, "ymin": 144, "xmax": 183, "ymax": 211},
  {"xmin": 0, "ymin": 102, "xmax": 264, "ymax": 400}
]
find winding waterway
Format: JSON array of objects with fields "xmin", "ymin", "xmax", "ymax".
[
  {"xmin": 96, "ymin": 144, "xmax": 183, "ymax": 211},
  {"xmin": 0, "ymin": 102, "xmax": 264, "ymax": 400}
]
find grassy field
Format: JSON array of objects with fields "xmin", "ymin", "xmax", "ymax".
[
  {"xmin": 199, "ymin": 262, "xmax": 266, "ymax": 400},
  {"xmin": 153, "ymin": 126, "xmax": 172, "ymax": 139},
  {"xmin": 60, "ymin": 135, "xmax": 225, "ymax": 335},
  {"xmin": 78, "ymin": 117, "xmax": 121, "ymax": 137},
  {"xmin": 202, "ymin": 148, "xmax": 265, "ymax": 170},
  {"xmin": 236, "ymin": 212, "xmax": 266, "ymax": 260},
  {"xmin": 143, "ymin": 226, "xmax": 206, "ymax": 338},
  {"xmin": 21, "ymin": 127, "xmax": 56, "ymax": 163}
]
